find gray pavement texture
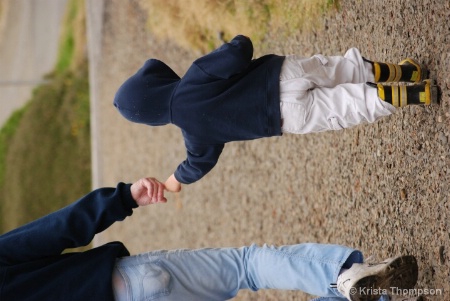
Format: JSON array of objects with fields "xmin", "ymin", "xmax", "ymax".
[
  {"xmin": 87, "ymin": 0, "xmax": 450, "ymax": 300},
  {"xmin": 0, "ymin": 0, "xmax": 67, "ymax": 127}
]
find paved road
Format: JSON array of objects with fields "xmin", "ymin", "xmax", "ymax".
[
  {"xmin": 0, "ymin": 0, "xmax": 67, "ymax": 127},
  {"xmin": 89, "ymin": 1, "xmax": 450, "ymax": 300}
]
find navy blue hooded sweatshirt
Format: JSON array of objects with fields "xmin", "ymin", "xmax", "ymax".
[
  {"xmin": 114, "ymin": 35, "xmax": 286, "ymax": 184},
  {"xmin": 0, "ymin": 183, "xmax": 137, "ymax": 301}
]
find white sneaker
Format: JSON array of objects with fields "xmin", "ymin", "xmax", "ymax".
[{"xmin": 337, "ymin": 255, "xmax": 418, "ymax": 301}]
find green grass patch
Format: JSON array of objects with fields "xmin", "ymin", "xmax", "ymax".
[
  {"xmin": 55, "ymin": 0, "xmax": 80, "ymax": 73},
  {"xmin": 0, "ymin": 63, "xmax": 91, "ymax": 233},
  {"xmin": 0, "ymin": 0, "xmax": 90, "ymax": 234},
  {"xmin": 0, "ymin": 107, "xmax": 27, "ymax": 190}
]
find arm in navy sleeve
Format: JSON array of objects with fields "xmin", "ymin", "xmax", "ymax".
[
  {"xmin": 193, "ymin": 35, "xmax": 254, "ymax": 79},
  {"xmin": 0, "ymin": 182, "xmax": 137, "ymax": 266},
  {"xmin": 174, "ymin": 142, "xmax": 225, "ymax": 184}
]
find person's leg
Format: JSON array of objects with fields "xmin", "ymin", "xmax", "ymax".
[
  {"xmin": 279, "ymin": 49, "xmax": 438, "ymax": 135},
  {"xmin": 363, "ymin": 57, "xmax": 427, "ymax": 84},
  {"xmin": 375, "ymin": 80, "xmax": 439, "ymax": 107},
  {"xmin": 245, "ymin": 243, "xmax": 361, "ymax": 297},
  {"xmin": 112, "ymin": 243, "xmax": 362, "ymax": 301},
  {"xmin": 280, "ymin": 48, "xmax": 373, "ymax": 88},
  {"xmin": 112, "ymin": 247, "xmax": 248, "ymax": 301},
  {"xmin": 279, "ymin": 49, "xmax": 395, "ymax": 134},
  {"xmin": 281, "ymin": 48, "xmax": 429, "ymax": 87},
  {"xmin": 281, "ymin": 81, "xmax": 395, "ymax": 134}
]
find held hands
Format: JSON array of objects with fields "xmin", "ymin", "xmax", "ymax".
[
  {"xmin": 130, "ymin": 175, "xmax": 182, "ymax": 206},
  {"xmin": 130, "ymin": 177, "xmax": 168, "ymax": 206}
]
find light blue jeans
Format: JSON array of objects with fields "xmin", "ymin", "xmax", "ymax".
[{"xmin": 111, "ymin": 243, "xmax": 387, "ymax": 301}]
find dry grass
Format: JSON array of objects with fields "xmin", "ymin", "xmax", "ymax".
[
  {"xmin": 70, "ymin": 0, "xmax": 87, "ymax": 69},
  {"xmin": 139, "ymin": 0, "xmax": 339, "ymax": 52}
]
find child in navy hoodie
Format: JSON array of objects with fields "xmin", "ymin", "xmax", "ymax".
[{"xmin": 114, "ymin": 35, "xmax": 438, "ymax": 192}]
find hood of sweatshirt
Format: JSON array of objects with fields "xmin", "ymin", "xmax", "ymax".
[{"xmin": 113, "ymin": 59, "xmax": 180, "ymax": 126}]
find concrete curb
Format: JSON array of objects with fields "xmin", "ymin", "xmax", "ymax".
[{"xmin": 86, "ymin": 0, "xmax": 105, "ymax": 190}]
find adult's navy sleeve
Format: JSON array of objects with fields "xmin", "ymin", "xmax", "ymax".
[
  {"xmin": 174, "ymin": 142, "xmax": 225, "ymax": 184},
  {"xmin": 0, "ymin": 182, "xmax": 137, "ymax": 266},
  {"xmin": 193, "ymin": 35, "xmax": 254, "ymax": 79}
]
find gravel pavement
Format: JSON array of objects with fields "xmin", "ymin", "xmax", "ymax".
[{"xmin": 87, "ymin": 1, "xmax": 450, "ymax": 300}]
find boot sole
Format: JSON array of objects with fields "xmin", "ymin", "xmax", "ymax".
[
  {"xmin": 399, "ymin": 58, "xmax": 428, "ymax": 83},
  {"xmin": 349, "ymin": 255, "xmax": 418, "ymax": 301},
  {"xmin": 430, "ymin": 85, "xmax": 440, "ymax": 105},
  {"xmin": 424, "ymin": 79, "xmax": 440, "ymax": 105}
]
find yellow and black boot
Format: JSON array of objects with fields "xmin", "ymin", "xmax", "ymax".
[
  {"xmin": 364, "ymin": 58, "xmax": 428, "ymax": 83},
  {"xmin": 376, "ymin": 80, "xmax": 439, "ymax": 107}
]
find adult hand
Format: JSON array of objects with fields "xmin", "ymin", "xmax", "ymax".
[
  {"xmin": 131, "ymin": 177, "xmax": 167, "ymax": 206},
  {"xmin": 164, "ymin": 174, "xmax": 182, "ymax": 192}
]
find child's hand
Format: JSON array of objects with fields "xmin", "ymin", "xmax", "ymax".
[
  {"xmin": 131, "ymin": 177, "xmax": 167, "ymax": 206},
  {"xmin": 165, "ymin": 174, "xmax": 182, "ymax": 192}
]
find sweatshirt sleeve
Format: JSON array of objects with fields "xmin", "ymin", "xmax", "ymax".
[
  {"xmin": 193, "ymin": 35, "xmax": 254, "ymax": 79},
  {"xmin": 174, "ymin": 141, "xmax": 225, "ymax": 184},
  {"xmin": 0, "ymin": 182, "xmax": 137, "ymax": 266}
]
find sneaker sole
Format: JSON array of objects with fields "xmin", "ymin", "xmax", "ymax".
[{"xmin": 350, "ymin": 255, "xmax": 418, "ymax": 301}]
